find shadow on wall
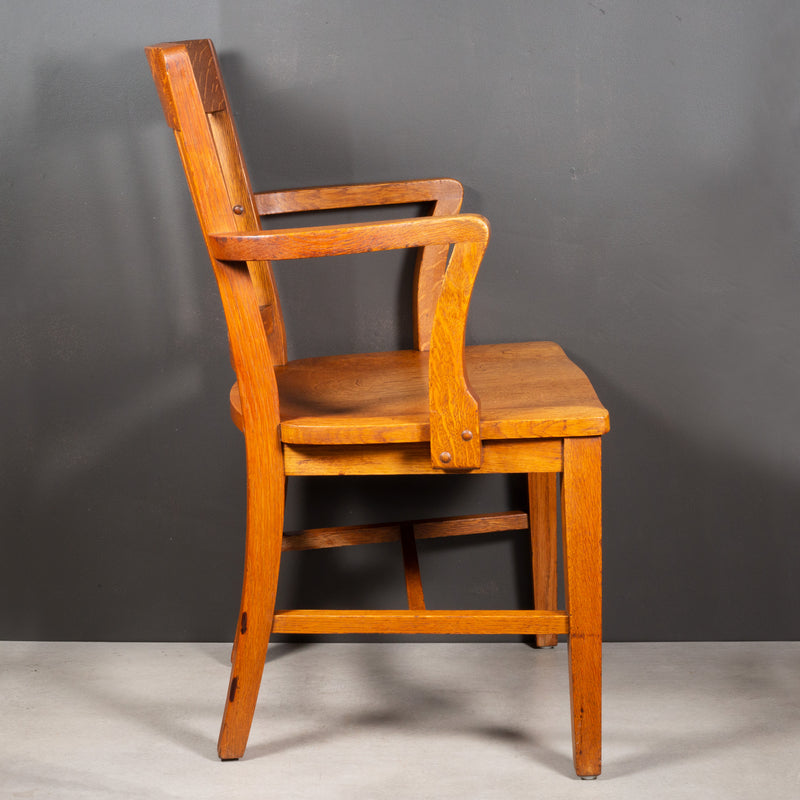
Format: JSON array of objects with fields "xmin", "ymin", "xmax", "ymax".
[
  {"xmin": 1, "ymin": 49, "xmax": 244, "ymax": 640},
  {"xmin": 0, "ymin": 47, "xmax": 500, "ymax": 641}
]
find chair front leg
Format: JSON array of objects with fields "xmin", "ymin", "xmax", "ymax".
[
  {"xmin": 561, "ymin": 437, "xmax": 602, "ymax": 779},
  {"xmin": 528, "ymin": 472, "xmax": 559, "ymax": 647},
  {"xmin": 217, "ymin": 438, "xmax": 285, "ymax": 760}
]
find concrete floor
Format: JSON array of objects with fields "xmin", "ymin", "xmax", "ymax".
[{"xmin": 1, "ymin": 641, "xmax": 798, "ymax": 799}]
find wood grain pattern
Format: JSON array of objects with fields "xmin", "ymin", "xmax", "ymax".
[
  {"xmin": 228, "ymin": 343, "xmax": 609, "ymax": 446},
  {"xmin": 282, "ymin": 439, "xmax": 563, "ymax": 476},
  {"xmin": 428, "ymin": 239, "xmax": 483, "ymax": 468},
  {"xmin": 562, "ymin": 437, "xmax": 602, "ymax": 778},
  {"xmin": 271, "ymin": 609, "xmax": 570, "ymax": 635},
  {"xmin": 412, "ymin": 511, "xmax": 530, "ymax": 540},
  {"xmin": 147, "ymin": 38, "xmax": 607, "ymax": 776},
  {"xmin": 146, "ymin": 40, "xmax": 223, "ymax": 122},
  {"xmin": 529, "ymin": 472, "xmax": 559, "ymax": 648},
  {"xmin": 254, "ymin": 178, "xmax": 463, "ymax": 215},
  {"xmin": 145, "ymin": 41, "xmax": 284, "ymax": 762},
  {"xmin": 206, "ymin": 110, "xmax": 287, "ymax": 365},
  {"xmin": 218, "ymin": 427, "xmax": 285, "ymax": 761},
  {"xmin": 208, "ymin": 214, "xmax": 488, "ymax": 260},
  {"xmin": 282, "ymin": 511, "xmax": 530, "ymax": 551}
]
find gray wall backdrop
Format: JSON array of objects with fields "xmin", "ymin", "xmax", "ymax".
[{"xmin": 2, "ymin": 1, "xmax": 799, "ymax": 642}]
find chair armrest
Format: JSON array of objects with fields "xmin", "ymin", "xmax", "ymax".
[
  {"xmin": 254, "ymin": 178, "xmax": 463, "ymax": 215},
  {"xmin": 209, "ymin": 213, "xmax": 489, "ymax": 470},
  {"xmin": 255, "ymin": 179, "xmax": 464, "ymax": 350},
  {"xmin": 208, "ymin": 214, "xmax": 486, "ymax": 261}
]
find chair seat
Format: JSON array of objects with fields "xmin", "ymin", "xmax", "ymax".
[{"xmin": 229, "ymin": 341, "xmax": 609, "ymax": 443}]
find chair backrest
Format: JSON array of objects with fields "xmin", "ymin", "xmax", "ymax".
[
  {"xmin": 147, "ymin": 39, "xmax": 486, "ymax": 468},
  {"xmin": 146, "ymin": 39, "xmax": 288, "ymax": 372}
]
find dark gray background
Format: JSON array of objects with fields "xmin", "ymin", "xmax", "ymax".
[{"xmin": 2, "ymin": 1, "xmax": 798, "ymax": 642}]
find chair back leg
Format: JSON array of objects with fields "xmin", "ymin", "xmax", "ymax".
[
  {"xmin": 528, "ymin": 472, "xmax": 559, "ymax": 648},
  {"xmin": 218, "ymin": 442, "xmax": 285, "ymax": 760}
]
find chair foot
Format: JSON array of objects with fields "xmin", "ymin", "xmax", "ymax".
[
  {"xmin": 580, "ymin": 775, "xmax": 599, "ymax": 780},
  {"xmin": 218, "ymin": 632, "xmax": 270, "ymax": 760}
]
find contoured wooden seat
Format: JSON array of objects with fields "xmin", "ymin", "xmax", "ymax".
[{"xmin": 147, "ymin": 39, "xmax": 609, "ymax": 779}]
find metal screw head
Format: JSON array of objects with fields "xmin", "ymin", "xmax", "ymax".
[
  {"xmin": 232, "ymin": 204, "xmax": 244, "ymax": 215},
  {"xmin": 439, "ymin": 451, "xmax": 452, "ymax": 464},
  {"xmin": 461, "ymin": 430, "xmax": 473, "ymax": 441}
]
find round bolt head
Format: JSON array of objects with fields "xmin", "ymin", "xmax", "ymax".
[
  {"xmin": 439, "ymin": 451, "xmax": 452, "ymax": 463},
  {"xmin": 461, "ymin": 429, "xmax": 473, "ymax": 441}
]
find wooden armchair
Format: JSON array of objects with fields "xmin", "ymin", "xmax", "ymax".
[{"xmin": 146, "ymin": 39, "xmax": 609, "ymax": 779}]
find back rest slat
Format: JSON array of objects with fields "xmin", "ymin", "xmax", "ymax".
[
  {"xmin": 183, "ymin": 40, "xmax": 225, "ymax": 113},
  {"xmin": 206, "ymin": 108, "xmax": 288, "ymax": 365},
  {"xmin": 146, "ymin": 39, "xmax": 287, "ymax": 368}
]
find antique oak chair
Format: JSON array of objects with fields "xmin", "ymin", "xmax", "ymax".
[{"xmin": 146, "ymin": 39, "xmax": 609, "ymax": 779}]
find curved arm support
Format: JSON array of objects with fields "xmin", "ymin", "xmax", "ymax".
[{"xmin": 428, "ymin": 236, "xmax": 488, "ymax": 470}]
